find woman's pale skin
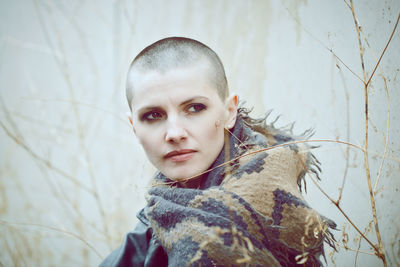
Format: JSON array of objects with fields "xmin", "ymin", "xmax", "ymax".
[{"xmin": 128, "ymin": 61, "xmax": 238, "ymax": 183}]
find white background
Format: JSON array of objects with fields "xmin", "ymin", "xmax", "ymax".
[{"xmin": 0, "ymin": 0, "xmax": 399, "ymax": 266}]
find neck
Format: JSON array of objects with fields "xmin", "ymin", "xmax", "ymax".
[{"xmin": 178, "ymin": 174, "xmax": 205, "ymax": 189}]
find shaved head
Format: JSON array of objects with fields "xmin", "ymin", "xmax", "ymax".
[{"xmin": 126, "ymin": 37, "xmax": 229, "ymax": 110}]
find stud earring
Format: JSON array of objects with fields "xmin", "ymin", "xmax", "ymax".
[{"xmin": 226, "ymin": 121, "xmax": 234, "ymax": 129}]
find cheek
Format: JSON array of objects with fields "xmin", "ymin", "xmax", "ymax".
[
  {"xmin": 192, "ymin": 113, "xmax": 225, "ymax": 144},
  {"xmin": 136, "ymin": 127, "xmax": 162, "ymax": 156}
]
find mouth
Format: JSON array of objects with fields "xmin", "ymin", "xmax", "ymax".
[{"xmin": 164, "ymin": 149, "xmax": 196, "ymax": 162}]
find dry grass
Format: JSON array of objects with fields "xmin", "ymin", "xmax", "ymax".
[{"xmin": 0, "ymin": 1, "xmax": 399, "ymax": 266}]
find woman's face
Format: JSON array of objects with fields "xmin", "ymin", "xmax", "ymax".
[{"xmin": 129, "ymin": 62, "xmax": 237, "ymax": 181}]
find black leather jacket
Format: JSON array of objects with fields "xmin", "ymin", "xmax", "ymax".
[{"xmin": 99, "ymin": 209, "xmax": 167, "ymax": 267}]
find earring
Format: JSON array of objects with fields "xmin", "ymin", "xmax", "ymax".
[{"xmin": 225, "ymin": 121, "xmax": 234, "ymax": 129}]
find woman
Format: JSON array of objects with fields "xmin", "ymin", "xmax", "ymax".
[{"xmin": 100, "ymin": 37, "xmax": 334, "ymax": 267}]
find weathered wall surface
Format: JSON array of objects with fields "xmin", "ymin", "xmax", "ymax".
[{"xmin": 0, "ymin": 0, "xmax": 399, "ymax": 266}]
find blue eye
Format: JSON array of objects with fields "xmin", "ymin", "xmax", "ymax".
[
  {"xmin": 142, "ymin": 111, "xmax": 164, "ymax": 121},
  {"xmin": 187, "ymin": 103, "xmax": 206, "ymax": 113}
]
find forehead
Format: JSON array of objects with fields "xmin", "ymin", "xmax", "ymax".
[
  {"xmin": 129, "ymin": 59, "xmax": 211, "ymax": 86},
  {"xmin": 128, "ymin": 62, "xmax": 218, "ymax": 108}
]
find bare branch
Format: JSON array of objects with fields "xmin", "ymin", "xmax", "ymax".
[
  {"xmin": 366, "ymin": 12, "xmax": 400, "ymax": 87},
  {"xmin": 349, "ymin": 0, "xmax": 386, "ymax": 264},
  {"xmin": 0, "ymin": 220, "xmax": 103, "ymax": 260}
]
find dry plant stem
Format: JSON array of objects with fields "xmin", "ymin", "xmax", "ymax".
[
  {"xmin": 56, "ymin": 1, "xmax": 117, "ymax": 159},
  {"xmin": 355, "ymin": 221, "xmax": 374, "ymax": 266},
  {"xmin": 355, "ymin": 29, "xmax": 391, "ymax": 196},
  {"xmin": 337, "ymin": 244, "xmax": 375, "ymax": 256},
  {"xmin": 34, "ymin": 158, "xmax": 107, "ymax": 237},
  {"xmin": 349, "ymin": 1, "xmax": 367, "ymax": 82},
  {"xmin": 372, "ymin": 74, "xmax": 390, "ymax": 194},
  {"xmin": 225, "ymin": 127, "xmax": 248, "ymax": 150},
  {"xmin": 307, "ymin": 172, "xmax": 378, "ymax": 252},
  {"xmin": 322, "ymin": 225, "xmax": 376, "ymax": 256},
  {"xmin": 294, "ymin": 147, "xmax": 380, "ymax": 255},
  {"xmin": 158, "ymin": 137, "xmax": 377, "ymax": 253},
  {"xmin": 33, "ymin": 0, "xmax": 111, "ymax": 246},
  {"xmin": 54, "ymin": 1, "xmax": 99, "ymax": 78},
  {"xmin": 0, "ymin": 220, "xmax": 103, "ymax": 260},
  {"xmin": 0, "ymin": 99, "xmax": 91, "ymax": 211},
  {"xmin": 335, "ymin": 62, "xmax": 351, "ymax": 205},
  {"xmin": 0, "ymin": 120, "xmax": 92, "ymax": 193},
  {"xmin": 22, "ymin": 97, "xmax": 129, "ymax": 127},
  {"xmin": 329, "ymin": 237, "xmax": 375, "ymax": 257},
  {"xmin": 354, "ymin": 10, "xmax": 399, "ymax": 196},
  {"xmin": 158, "ymin": 139, "xmax": 365, "ymax": 187},
  {"xmin": 366, "ymin": 12, "xmax": 400, "ymax": 87},
  {"xmin": 3, "ymin": 227, "xmax": 29, "ymax": 266},
  {"xmin": 282, "ymin": 2, "xmax": 363, "ymax": 83},
  {"xmin": 6, "ymin": 110, "xmax": 75, "ymax": 135},
  {"xmin": 368, "ymin": 12, "xmax": 399, "ymax": 191},
  {"xmin": 349, "ymin": 2, "xmax": 400, "ymax": 266},
  {"xmin": 55, "ymin": 22, "xmax": 110, "ymax": 248}
]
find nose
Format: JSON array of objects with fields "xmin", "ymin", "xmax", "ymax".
[{"xmin": 165, "ymin": 118, "xmax": 188, "ymax": 143}]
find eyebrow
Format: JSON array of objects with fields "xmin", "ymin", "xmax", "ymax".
[
  {"xmin": 179, "ymin": 96, "xmax": 210, "ymax": 106},
  {"xmin": 136, "ymin": 95, "xmax": 210, "ymax": 113}
]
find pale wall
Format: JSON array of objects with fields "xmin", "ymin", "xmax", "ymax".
[{"xmin": 0, "ymin": 0, "xmax": 399, "ymax": 266}]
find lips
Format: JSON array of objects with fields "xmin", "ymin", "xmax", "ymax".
[{"xmin": 164, "ymin": 149, "xmax": 196, "ymax": 162}]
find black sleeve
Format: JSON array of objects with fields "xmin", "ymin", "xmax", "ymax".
[{"xmin": 99, "ymin": 221, "xmax": 168, "ymax": 267}]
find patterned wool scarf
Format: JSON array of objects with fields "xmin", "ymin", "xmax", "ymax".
[{"xmin": 144, "ymin": 108, "xmax": 336, "ymax": 266}]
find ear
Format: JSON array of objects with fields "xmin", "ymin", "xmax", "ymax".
[
  {"xmin": 225, "ymin": 94, "xmax": 238, "ymax": 129},
  {"xmin": 126, "ymin": 111, "xmax": 136, "ymax": 134}
]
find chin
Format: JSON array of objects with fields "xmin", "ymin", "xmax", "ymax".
[{"xmin": 165, "ymin": 166, "xmax": 206, "ymax": 182}]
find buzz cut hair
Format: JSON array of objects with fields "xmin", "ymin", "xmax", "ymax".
[{"xmin": 126, "ymin": 37, "xmax": 229, "ymax": 110}]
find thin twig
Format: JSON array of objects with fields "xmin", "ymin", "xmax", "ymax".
[
  {"xmin": 372, "ymin": 75, "xmax": 390, "ymax": 194},
  {"xmin": 0, "ymin": 119, "xmax": 92, "ymax": 193},
  {"xmin": 294, "ymin": 148, "xmax": 380, "ymax": 254},
  {"xmin": 33, "ymin": 0, "xmax": 111, "ymax": 246},
  {"xmin": 356, "ymin": 27, "xmax": 392, "ymax": 195},
  {"xmin": 307, "ymin": 172, "xmax": 378, "ymax": 252},
  {"xmin": 282, "ymin": 1, "xmax": 364, "ymax": 83},
  {"xmin": 349, "ymin": 0, "xmax": 386, "ymax": 264},
  {"xmin": 20, "ymin": 97, "xmax": 129, "ymax": 127},
  {"xmin": 0, "ymin": 220, "xmax": 103, "ymax": 260},
  {"xmin": 321, "ymin": 221, "xmax": 377, "ymax": 257},
  {"xmin": 355, "ymin": 221, "xmax": 374, "ymax": 266},
  {"xmin": 335, "ymin": 62, "xmax": 351, "ymax": 205},
  {"xmin": 349, "ymin": 0, "xmax": 367, "ymax": 83},
  {"xmin": 1, "ymin": 110, "xmax": 76, "ymax": 135},
  {"xmin": 154, "ymin": 139, "xmax": 365, "ymax": 187},
  {"xmin": 366, "ymin": 12, "xmax": 400, "ymax": 87}
]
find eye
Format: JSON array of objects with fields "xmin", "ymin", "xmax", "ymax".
[
  {"xmin": 141, "ymin": 110, "xmax": 164, "ymax": 121},
  {"xmin": 186, "ymin": 103, "xmax": 206, "ymax": 113}
]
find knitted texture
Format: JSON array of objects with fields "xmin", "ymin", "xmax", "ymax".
[{"xmin": 145, "ymin": 109, "xmax": 335, "ymax": 266}]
